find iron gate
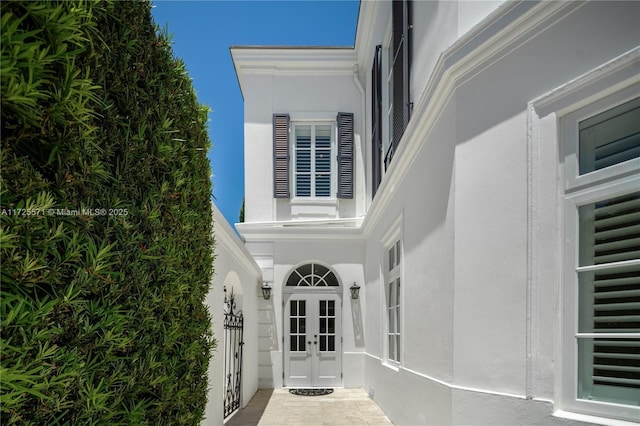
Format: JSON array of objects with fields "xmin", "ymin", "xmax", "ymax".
[{"xmin": 223, "ymin": 287, "xmax": 244, "ymax": 419}]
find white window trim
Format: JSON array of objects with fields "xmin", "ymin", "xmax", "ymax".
[
  {"xmin": 381, "ymin": 214, "xmax": 403, "ymax": 369},
  {"xmin": 528, "ymin": 48, "xmax": 640, "ymax": 424},
  {"xmin": 560, "ymin": 84, "xmax": 640, "ymax": 194},
  {"xmin": 562, "ymin": 178, "xmax": 640, "ymax": 422},
  {"xmin": 290, "ymin": 119, "xmax": 337, "ymax": 201},
  {"xmin": 561, "ymin": 91, "xmax": 640, "ymax": 421}
]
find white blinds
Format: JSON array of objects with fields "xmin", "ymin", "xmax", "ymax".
[{"xmin": 578, "ymin": 192, "xmax": 640, "ymax": 403}]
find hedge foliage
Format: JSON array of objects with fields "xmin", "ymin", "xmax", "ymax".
[{"xmin": 1, "ymin": 1, "xmax": 214, "ymax": 424}]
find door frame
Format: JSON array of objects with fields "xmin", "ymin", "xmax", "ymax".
[
  {"xmin": 283, "ymin": 291, "xmax": 343, "ymax": 388},
  {"xmin": 282, "ymin": 261, "xmax": 343, "ymax": 388}
]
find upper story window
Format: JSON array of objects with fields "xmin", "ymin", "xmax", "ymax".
[
  {"xmin": 371, "ymin": 0, "xmax": 411, "ymax": 198},
  {"xmin": 293, "ymin": 123, "xmax": 333, "ymax": 198},
  {"xmin": 273, "ymin": 113, "xmax": 354, "ymax": 200},
  {"xmin": 561, "ymin": 90, "xmax": 640, "ymax": 422},
  {"xmin": 386, "ymin": 0, "xmax": 411, "ymax": 168},
  {"xmin": 386, "ymin": 238, "xmax": 402, "ymax": 365}
]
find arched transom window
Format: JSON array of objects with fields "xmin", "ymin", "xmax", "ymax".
[{"xmin": 286, "ymin": 263, "xmax": 339, "ymax": 287}]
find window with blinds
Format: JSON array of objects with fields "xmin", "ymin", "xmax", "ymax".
[
  {"xmin": 384, "ymin": 0, "xmax": 411, "ymax": 169},
  {"xmin": 573, "ymin": 96, "xmax": 640, "ymax": 408},
  {"xmin": 577, "ymin": 192, "xmax": 640, "ymax": 405},
  {"xmin": 273, "ymin": 114, "xmax": 352, "ymax": 200},
  {"xmin": 294, "ymin": 124, "xmax": 332, "ymax": 198}
]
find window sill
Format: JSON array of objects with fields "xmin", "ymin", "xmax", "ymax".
[
  {"xmin": 290, "ymin": 197, "xmax": 339, "ymax": 220},
  {"xmin": 382, "ymin": 361, "xmax": 400, "ymax": 372},
  {"xmin": 291, "ymin": 198, "xmax": 338, "ymax": 205},
  {"xmin": 553, "ymin": 409, "xmax": 640, "ymax": 426}
]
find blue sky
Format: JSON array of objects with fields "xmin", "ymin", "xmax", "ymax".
[{"xmin": 151, "ymin": 1, "xmax": 360, "ymax": 226}]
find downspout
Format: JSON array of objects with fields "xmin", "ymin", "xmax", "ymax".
[{"xmin": 353, "ymin": 64, "xmax": 367, "ymax": 212}]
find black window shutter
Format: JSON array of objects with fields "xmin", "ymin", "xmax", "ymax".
[
  {"xmin": 372, "ymin": 45, "xmax": 383, "ymax": 198},
  {"xmin": 390, "ymin": 0, "xmax": 411, "ymax": 164},
  {"xmin": 337, "ymin": 112, "xmax": 354, "ymax": 199},
  {"xmin": 273, "ymin": 113, "xmax": 290, "ymax": 198}
]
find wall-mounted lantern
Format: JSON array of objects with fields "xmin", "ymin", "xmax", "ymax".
[
  {"xmin": 350, "ymin": 282, "xmax": 361, "ymax": 300},
  {"xmin": 261, "ymin": 282, "xmax": 272, "ymax": 300}
]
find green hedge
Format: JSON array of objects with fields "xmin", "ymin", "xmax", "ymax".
[{"xmin": 1, "ymin": 1, "xmax": 214, "ymax": 424}]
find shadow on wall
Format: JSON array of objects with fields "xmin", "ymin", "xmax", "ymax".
[
  {"xmin": 351, "ymin": 297, "xmax": 365, "ymax": 348},
  {"xmin": 260, "ymin": 300, "xmax": 279, "ymax": 351},
  {"xmin": 258, "ymin": 298, "xmax": 279, "ymax": 387}
]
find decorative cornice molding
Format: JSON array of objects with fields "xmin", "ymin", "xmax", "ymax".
[
  {"xmin": 231, "ymin": 47, "xmax": 357, "ymax": 96},
  {"xmin": 236, "ymin": 217, "xmax": 364, "ymax": 242}
]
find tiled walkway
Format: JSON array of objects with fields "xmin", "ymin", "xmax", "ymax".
[{"xmin": 225, "ymin": 388, "xmax": 394, "ymax": 426}]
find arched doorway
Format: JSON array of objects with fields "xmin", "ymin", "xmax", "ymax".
[{"xmin": 283, "ymin": 262, "xmax": 342, "ymax": 388}]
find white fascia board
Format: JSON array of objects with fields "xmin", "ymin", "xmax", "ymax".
[
  {"xmin": 230, "ymin": 47, "xmax": 357, "ymax": 97},
  {"xmin": 354, "ymin": 0, "xmax": 379, "ymax": 68},
  {"xmin": 212, "ymin": 203, "xmax": 262, "ymax": 276}
]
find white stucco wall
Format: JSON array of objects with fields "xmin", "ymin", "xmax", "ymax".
[
  {"xmin": 233, "ymin": 1, "xmax": 640, "ymax": 425},
  {"xmin": 203, "ymin": 205, "xmax": 261, "ymax": 426},
  {"xmin": 359, "ymin": 1, "xmax": 639, "ymax": 425}
]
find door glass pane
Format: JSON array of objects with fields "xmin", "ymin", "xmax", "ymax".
[
  {"xmin": 299, "ymin": 318, "xmax": 306, "ymax": 333},
  {"xmin": 290, "ymin": 318, "xmax": 297, "ymax": 333},
  {"xmin": 299, "ymin": 300, "xmax": 306, "ymax": 316},
  {"xmin": 320, "ymin": 300, "xmax": 326, "ymax": 316},
  {"xmin": 320, "ymin": 335, "xmax": 326, "ymax": 351},
  {"xmin": 328, "ymin": 318, "xmax": 335, "ymax": 334},
  {"xmin": 328, "ymin": 300, "xmax": 335, "ymax": 316},
  {"xmin": 290, "ymin": 335, "xmax": 297, "ymax": 352},
  {"xmin": 320, "ymin": 318, "xmax": 326, "ymax": 333},
  {"xmin": 328, "ymin": 335, "xmax": 335, "ymax": 352},
  {"xmin": 299, "ymin": 336, "xmax": 306, "ymax": 352},
  {"xmin": 291, "ymin": 300, "xmax": 297, "ymax": 316}
]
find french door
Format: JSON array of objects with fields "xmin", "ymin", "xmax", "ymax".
[{"xmin": 284, "ymin": 293, "xmax": 342, "ymax": 387}]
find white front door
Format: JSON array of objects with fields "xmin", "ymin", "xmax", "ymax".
[{"xmin": 284, "ymin": 293, "xmax": 342, "ymax": 387}]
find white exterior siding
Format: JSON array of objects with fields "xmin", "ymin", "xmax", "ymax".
[{"xmin": 231, "ymin": 1, "xmax": 640, "ymax": 424}]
